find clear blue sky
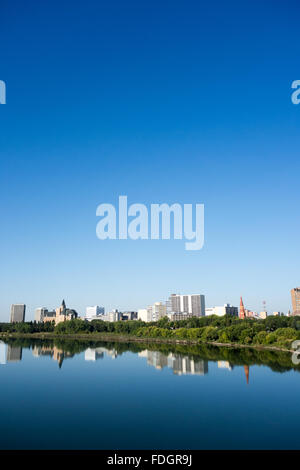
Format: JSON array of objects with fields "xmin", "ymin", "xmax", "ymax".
[{"xmin": 0, "ymin": 0, "xmax": 300, "ymax": 320}]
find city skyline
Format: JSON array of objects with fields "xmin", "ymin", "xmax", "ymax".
[{"xmin": 6, "ymin": 287, "xmax": 294, "ymax": 322}]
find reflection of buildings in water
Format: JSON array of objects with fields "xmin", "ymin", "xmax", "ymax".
[
  {"xmin": 6, "ymin": 345, "xmax": 22, "ymax": 362},
  {"xmin": 32, "ymin": 345, "xmax": 74, "ymax": 368},
  {"xmin": 142, "ymin": 351, "xmax": 169, "ymax": 370},
  {"xmin": 138, "ymin": 350, "xmax": 208, "ymax": 376},
  {"xmin": 217, "ymin": 361, "xmax": 233, "ymax": 371},
  {"xmin": 85, "ymin": 348, "xmax": 104, "ymax": 361},
  {"xmin": 84, "ymin": 347, "xmax": 118, "ymax": 361},
  {"xmin": 244, "ymin": 365, "xmax": 250, "ymax": 385},
  {"xmin": 169, "ymin": 354, "xmax": 208, "ymax": 376},
  {"xmin": 0, "ymin": 343, "xmax": 23, "ymax": 364},
  {"xmin": 0, "ymin": 341, "xmax": 7, "ymax": 364},
  {"xmin": 106, "ymin": 349, "xmax": 118, "ymax": 359},
  {"xmin": 138, "ymin": 350, "xmax": 148, "ymax": 359}
]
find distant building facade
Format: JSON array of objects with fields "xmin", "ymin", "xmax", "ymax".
[
  {"xmin": 169, "ymin": 313, "xmax": 195, "ymax": 321},
  {"xmin": 259, "ymin": 311, "xmax": 268, "ymax": 319},
  {"xmin": 95, "ymin": 310, "xmax": 122, "ymax": 322},
  {"xmin": 138, "ymin": 308, "xmax": 150, "ymax": 322},
  {"xmin": 35, "ymin": 307, "xmax": 48, "ymax": 323},
  {"xmin": 205, "ymin": 304, "xmax": 238, "ymax": 317},
  {"xmin": 122, "ymin": 311, "xmax": 137, "ymax": 321},
  {"xmin": 138, "ymin": 302, "xmax": 167, "ymax": 322},
  {"xmin": 85, "ymin": 306, "xmax": 105, "ymax": 321},
  {"xmin": 149, "ymin": 302, "xmax": 167, "ymax": 322},
  {"xmin": 43, "ymin": 300, "xmax": 78, "ymax": 325},
  {"xmin": 291, "ymin": 288, "xmax": 300, "ymax": 316},
  {"xmin": 10, "ymin": 304, "xmax": 26, "ymax": 323},
  {"xmin": 168, "ymin": 294, "xmax": 205, "ymax": 317},
  {"xmin": 108, "ymin": 310, "xmax": 122, "ymax": 322}
]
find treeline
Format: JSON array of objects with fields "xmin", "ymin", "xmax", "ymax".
[
  {"xmin": 2, "ymin": 314, "xmax": 300, "ymax": 349},
  {"xmin": 0, "ymin": 321, "xmax": 55, "ymax": 333},
  {"xmin": 136, "ymin": 315, "xmax": 300, "ymax": 349}
]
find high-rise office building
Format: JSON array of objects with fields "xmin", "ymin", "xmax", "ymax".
[
  {"xmin": 168, "ymin": 294, "xmax": 205, "ymax": 317},
  {"xmin": 291, "ymin": 288, "xmax": 300, "ymax": 316},
  {"xmin": 10, "ymin": 304, "xmax": 26, "ymax": 323}
]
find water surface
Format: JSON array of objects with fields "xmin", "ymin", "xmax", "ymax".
[{"xmin": 0, "ymin": 338, "xmax": 299, "ymax": 449}]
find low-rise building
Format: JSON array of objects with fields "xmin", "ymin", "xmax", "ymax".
[
  {"xmin": 122, "ymin": 311, "xmax": 137, "ymax": 321},
  {"xmin": 205, "ymin": 304, "xmax": 238, "ymax": 317},
  {"xmin": 259, "ymin": 311, "xmax": 268, "ymax": 319},
  {"xmin": 169, "ymin": 313, "xmax": 195, "ymax": 321}
]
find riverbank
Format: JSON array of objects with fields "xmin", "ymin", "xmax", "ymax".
[{"xmin": 0, "ymin": 331, "xmax": 294, "ymax": 354}]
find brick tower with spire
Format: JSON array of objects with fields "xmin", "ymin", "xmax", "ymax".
[{"xmin": 239, "ymin": 296, "xmax": 246, "ymax": 319}]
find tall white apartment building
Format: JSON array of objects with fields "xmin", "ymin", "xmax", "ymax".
[{"xmin": 168, "ymin": 294, "xmax": 205, "ymax": 317}]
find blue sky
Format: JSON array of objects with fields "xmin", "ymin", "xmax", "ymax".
[{"xmin": 0, "ymin": 0, "xmax": 300, "ymax": 320}]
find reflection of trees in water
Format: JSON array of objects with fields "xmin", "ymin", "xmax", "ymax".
[{"xmin": 1, "ymin": 337, "xmax": 299, "ymax": 374}]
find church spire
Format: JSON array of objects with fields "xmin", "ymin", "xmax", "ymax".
[{"xmin": 239, "ymin": 296, "xmax": 246, "ymax": 319}]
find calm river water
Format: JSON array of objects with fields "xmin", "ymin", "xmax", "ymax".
[{"xmin": 0, "ymin": 338, "xmax": 299, "ymax": 449}]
